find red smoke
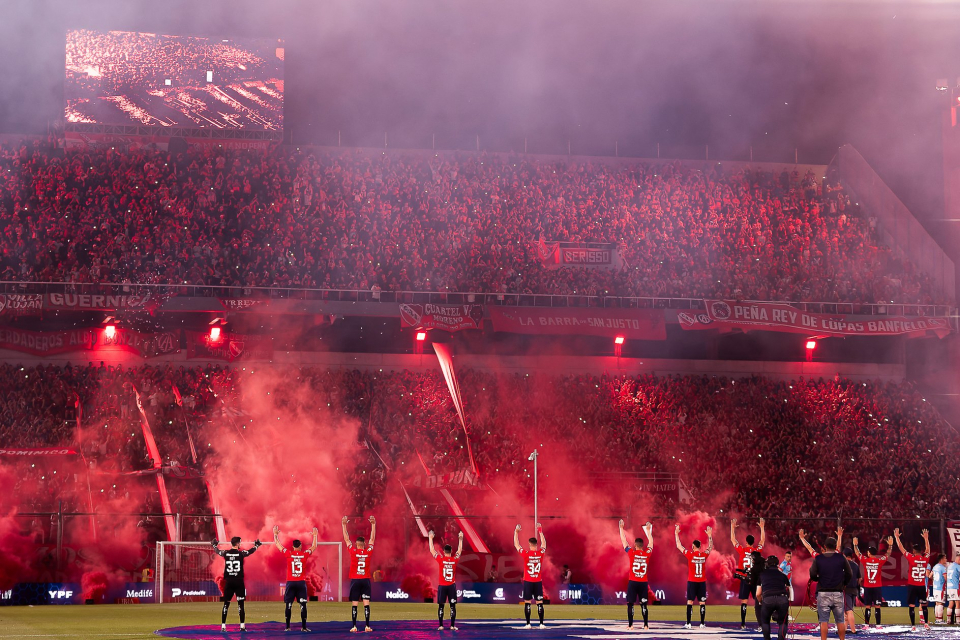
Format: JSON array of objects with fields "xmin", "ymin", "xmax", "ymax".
[{"xmin": 401, "ymin": 573, "xmax": 435, "ymax": 601}]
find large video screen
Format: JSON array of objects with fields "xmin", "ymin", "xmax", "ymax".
[{"xmin": 65, "ymin": 29, "xmax": 284, "ymax": 131}]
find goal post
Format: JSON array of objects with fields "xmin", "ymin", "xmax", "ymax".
[{"xmin": 156, "ymin": 540, "xmax": 342, "ymax": 604}]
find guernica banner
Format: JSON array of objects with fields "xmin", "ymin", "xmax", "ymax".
[
  {"xmin": 679, "ymin": 300, "xmax": 952, "ymax": 338},
  {"xmin": 489, "ymin": 307, "xmax": 666, "ymax": 340},
  {"xmin": 399, "ymin": 303, "xmax": 484, "ymax": 332},
  {"xmin": 535, "ymin": 239, "xmax": 626, "ymax": 270},
  {"xmin": 44, "ymin": 292, "xmax": 160, "ymax": 312}
]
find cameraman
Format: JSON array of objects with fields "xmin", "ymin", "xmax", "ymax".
[
  {"xmin": 757, "ymin": 555, "xmax": 791, "ymax": 640},
  {"xmin": 810, "ymin": 536, "xmax": 853, "ymax": 640},
  {"xmin": 747, "ymin": 550, "xmax": 765, "ymax": 631}
]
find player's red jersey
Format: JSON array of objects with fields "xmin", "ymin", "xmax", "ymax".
[
  {"xmin": 435, "ymin": 554, "xmax": 459, "ymax": 586},
  {"xmin": 520, "ymin": 548, "xmax": 544, "ymax": 583},
  {"xmin": 684, "ymin": 548, "xmax": 709, "ymax": 582},
  {"xmin": 856, "ymin": 553, "xmax": 888, "ymax": 588},
  {"xmin": 283, "ymin": 547, "xmax": 312, "ymax": 581},
  {"xmin": 734, "ymin": 543, "xmax": 763, "ymax": 572},
  {"xmin": 906, "ymin": 553, "xmax": 930, "ymax": 587},
  {"xmin": 626, "ymin": 547, "xmax": 652, "ymax": 582},
  {"xmin": 348, "ymin": 544, "xmax": 374, "ymax": 580}
]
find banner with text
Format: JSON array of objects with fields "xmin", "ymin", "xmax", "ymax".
[
  {"xmin": 44, "ymin": 292, "xmax": 160, "ymax": 313},
  {"xmin": 408, "ymin": 468, "xmax": 484, "ymax": 491},
  {"xmin": 219, "ymin": 298, "xmax": 270, "ymax": 312},
  {"xmin": 0, "ymin": 294, "xmax": 42, "ymax": 317},
  {"xmin": 489, "ymin": 307, "xmax": 666, "ymax": 340},
  {"xmin": 536, "ymin": 239, "xmax": 625, "ymax": 270},
  {"xmin": 399, "ymin": 303, "xmax": 484, "ymax": 332},
  {"xmin": 0, "ymin": 327, "xmax": 179, "ymax": 358},
  {"xmin": 679, "ymin": 300, "xmax": 951, "ymax": 338},
  {"xmin": 186, "ymin": 331, "xmax": 274, "ymax": 362},
  {"xmin": 0, "ymin": 448, "xmax": 78, "ymax": 456}
]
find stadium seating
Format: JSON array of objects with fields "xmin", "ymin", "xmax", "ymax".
[
  {"xmin": 0, "ymin": 137, "xmax": 938, "ymax": 304},
  {"xmin": 0, "ymin": 364, "xmax": 954, "ymax": 547}
]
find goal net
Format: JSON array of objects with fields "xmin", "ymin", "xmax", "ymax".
[{"xmin": 156, "ymin": 541, "xmax": 342, "ymax": 603}]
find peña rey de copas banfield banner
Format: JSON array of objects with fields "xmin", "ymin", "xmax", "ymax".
[{"xmin": 679, "ymin": 300, "xmax": 952, "ymax": 338}]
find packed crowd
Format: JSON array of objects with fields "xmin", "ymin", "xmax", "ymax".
[
  {"xmin": 0, "ymin": 138, "xmax": 938, "ymax": 304},
  {"xmin": 1, "ymin": 364, "xmax": 953, "ymax": 546}
]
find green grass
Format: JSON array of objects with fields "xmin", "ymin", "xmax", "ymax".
[{"xmin": 0, "ymin": 602, "xmax": 922, "ymax": 640}]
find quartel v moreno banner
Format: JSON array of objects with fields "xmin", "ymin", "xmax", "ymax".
[
  {"xmin": 489, "ymin": 307, "xmax": 666, "ymax": 340},
  {"xmin": 679, "ymin": 300, "xmax": 951, "ymax": 338}
]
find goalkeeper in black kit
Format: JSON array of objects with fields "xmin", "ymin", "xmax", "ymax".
[{"xmin": 213, "ymin": 536, "xmax": 262, "ymax": 632}]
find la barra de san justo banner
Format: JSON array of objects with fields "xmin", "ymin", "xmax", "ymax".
[
  {"xmin": 679, "ymin": 300, "xmax": 951, "ymax": 338},
  {"xmin": 399, "ymin": 303, "xmax": 484, "ymax": 332},
  {"xmin": 489, "ymin": 307, "xmax": 666, "ymax": 340}
]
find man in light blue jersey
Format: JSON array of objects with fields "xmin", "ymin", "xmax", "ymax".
[
  {"xmin": 946, "ymin": 554, "xmax": 960, "ymax": 625},
  {"xmin": 779, "ymin": 551, "xmax": 794, "ymax": 620},
  {"xmin": 932, "ymin": 554, "xmax": 948, "ymax": 624}
]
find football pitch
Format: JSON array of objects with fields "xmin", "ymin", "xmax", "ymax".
[{"xmin": 0, "ymin": 603, "xmax": 931, "ymax": 640}]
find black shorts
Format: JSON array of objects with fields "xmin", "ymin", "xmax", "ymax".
[
  {"xmin": 349, "ymin": 578, "xmax": 372, "ymax": 602},
  {"xmin": 222, "ymin": 579, "xmax": 246, "ymax": 602},
  {"xmin": 522, "ymin": 581, "xmax": 544, "ymax": 602},
  {"xmin": 626, "ymin": 581, "xmax": 649, "ymax": 604},
  {"xmin": 284, "ymin": 580, "xmax": 308, "ymax": 604},
  {"xmin": 437, "ymin": 585, "xmax": 457, "ymax": 604},
  {"xmin": 738, "ymin": 579, "xmax": 756, "ymax": 601},
  {"xmin": 862, "ymin": 587, "xmax": 883, "ymax": 606},
  {"xmin": 686, "ymin": 581, "xmax": 707, "ymax": 602},
  {"xmin": 907, "ymin": 585, "xmax": 928, "ymax": 606}
]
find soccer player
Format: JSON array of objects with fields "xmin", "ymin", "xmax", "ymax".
[
  {"xmin": 675, "ymin": 522, "xmax": 714, "ymax": 629},
  {"xmin": 932, "ymin": 554, "xmax": 948, "ymax": 624},
  {"xmin": 514, "ymin": 522, "xmax": 547, "ymax": 629},
  {"xmin": 779, "ymin": 550, "xmax": 794, "ymax": 620},
  {"xmin": 343, "ymin": 515, "xmax": 377, "ymax": 633},
  {"xmin": 945, "ymin": 553, "xmax": 960, "ymax": 625},
  {"xmin": 618, "ymin": 519, "xmax": 653, "ymax": 629},
  {"xmin": 852, "ymin": 534, "xmax": 892, "ymax": 627},
  {"xmin": 429, "ymin": 529, "xmax": 463, "ymax": 631},
  {"xmin": 894, "ymin": 527, "xmax": 931, "ymax": 631},
  {"xmin": 273, "ymin": 525, "xmax": 318, "ymax": 632},
  {"xmin": 212, "ymin": 536, "xmax": 261, "ymax": 632},
  {"xmin": 732, "ymin": 517, "xmax": 766, "ymax": 630}
]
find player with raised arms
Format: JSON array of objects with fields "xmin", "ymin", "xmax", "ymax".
[
  {"xmin": 675, "ymin": 522, "xmax": 714, "ymax": 629},
  {"xmin": 343, "ymin": 515, "xmax": 377, "ymax": 633},
  {"xmin": 731, "ymin": 517, "xmax": 765, "ymax": 630},
  {"xmin": 514, "ymin": 522, "xmax": 547, "ymax": 629},
  {"xmin": 894, "ymin": 527, "xmax": 931, "ymax": 631},
  {"xmin": 428, "ymin": 529, "xmax": 464, "ymax": 631},
  {"xmin": 619, "ymin": 519, "xmax": 653, "ymax": 629},
  {"xmin": 212, "ymin": 535, "xmax": 261, "ymax": 632},
  {"xmin": 273, "ymin": 525, "xmax": 318, "ymax": 633},
  {"xmin": 852, "ymin": 534, "xmax": 892, "ymax": 627}
]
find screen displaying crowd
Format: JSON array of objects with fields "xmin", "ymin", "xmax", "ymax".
[
  {"xmin": 0, "ymin": 138, "xmax": 938, "ymax": 305},
  {"xmin": 65, "ymin": 30, "xmax": 284, "ymax": 130},
  {"xmin": 1, "ymin": 363, "xmax": 955, "ymax": 551}
]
